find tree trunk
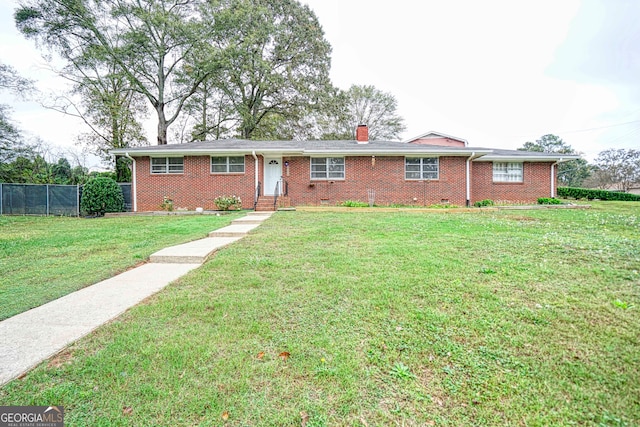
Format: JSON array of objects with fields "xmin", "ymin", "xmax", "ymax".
[{"xmin": 156, "ymin": 104, "xmax": 168, "ymax": 145}]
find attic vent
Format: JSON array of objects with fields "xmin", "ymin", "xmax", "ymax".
[{"xmin": 269, "ymin": 160, "xmax": 279, "ymax": 165}]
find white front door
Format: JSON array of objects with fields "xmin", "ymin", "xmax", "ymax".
[{"xmin": 264, "ymin": 157, "xmax": 282, "ymax": 196}]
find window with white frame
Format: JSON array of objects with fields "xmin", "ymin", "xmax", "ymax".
[
  {"xmin": 311, "ymin": 157, "xmax": 345, "ymax": 179},
  {"xmin": 493, "ymin": 162, "xmax": 523, "ymax": 182},
  {"xmin": 151, "ymin": 157, "xmax": 183, "ymax": 174},
  {"xmin": 405, "ymin": 157, "xmax": 439, "ymax": 180},
  {"xmin": 211, "ymin": 156, "xmax": 245, "ymax": 173}
]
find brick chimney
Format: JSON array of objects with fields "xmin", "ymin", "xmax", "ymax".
[{"xmin": 356, "ymin": 124, "xmax": 369, "ymax": 144}]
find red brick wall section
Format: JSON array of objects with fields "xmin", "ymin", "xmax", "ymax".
[
  {"xmin": 283, "ymin": 156, "xmax": 468, "ymax": 206},
  {"xmin": 134, "ymin": 155, "xmax": 556, "ymax": 210},
  {"xmin": 471, "ymin": 161, "xmax": 553, "ymax": 203},
  {"xmin": 135, "ymin": 155, "xmax": 256, "ymax": 211}
]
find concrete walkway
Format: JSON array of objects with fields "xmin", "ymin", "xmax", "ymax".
[{"xmin": 0, "ymin": 211, "xmax": 273, "ymax": 387}]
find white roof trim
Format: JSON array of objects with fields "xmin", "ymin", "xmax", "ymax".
[
  {"xmin": 302, "ymin": 148, "xmax": 490, "ymax": 157},
  {"xmin": 474, "ymin": 155, "xmax": 580, "ymax": 162},
  {"xmin": 112, "ymin": 148, "xmax": 305, "ymax": 156},
  {"xmin": 113, "ymin": 147, "xmax": 493, "ymax": 157}
]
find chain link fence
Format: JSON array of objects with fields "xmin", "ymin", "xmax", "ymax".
[{"xmin": 0, "ymin": 183, "xmax": 132, "ymax": 216}]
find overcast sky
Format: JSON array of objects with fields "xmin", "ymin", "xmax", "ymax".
[{"xmin": 1, "ymin": 0, "xmax": 639, "ymax": 168}]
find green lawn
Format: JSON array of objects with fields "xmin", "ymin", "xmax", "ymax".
[
  {"xmin": 1, "ymin": 203, "xmax": 638, "ymax": 426},
  {"xmin": 0, "ymin": 213, "xmax": 241, "ymax": 320}
]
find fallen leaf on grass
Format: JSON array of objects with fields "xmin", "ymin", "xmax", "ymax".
[
  {"xmin": 279, "ymin": 351, "xmax": 290, "ymax": 361},
  {"xmin": 257, "ymin": 351, "xmax": 265, "ymax": 360},
  {"xmin": 222, "ymin": 411, "xmax": 229, "ymax": 421},
  {"xmin": 122, "ymin": 406, "xmax": 133, "ymax": 416},
  {"xmin": 300, "ymin": 411, "xmax": 309, "ymax": 426},
  {"xmin": 47, "ymin": 350, "xmax": 74, "ymax": 369}
]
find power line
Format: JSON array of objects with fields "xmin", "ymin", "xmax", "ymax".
[
  {"xmin": 559, "ymin": 119, "xmax": 640, "ymax": 135},
  {"xmin": 597, "ymin": 123, "xmax": 640, "ymax": 146},
  {"xmin": 508, "ymin": 119, "xmax": 640, "ymax": 139}
]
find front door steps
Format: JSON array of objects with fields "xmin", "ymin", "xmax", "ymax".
[{"xmin": 255, "ymin": 196, "xmax": 291, "ymax": 212}]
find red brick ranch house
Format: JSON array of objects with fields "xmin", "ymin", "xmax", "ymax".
[{"xmin": 111, "ymin": 127, "xmax": 578, "ymax": 212}]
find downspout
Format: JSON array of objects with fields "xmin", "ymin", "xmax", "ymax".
[
  {"xmin": 466, "ymin": 152, "xmax": 475, "ymax": 207},
  {"xmin": 252, "ymin": 150, "xmax": 259, "ymax": 205},
  {"xmin": 551, "ymin": 159, "xmax": 561, "ymax": 198},
  {"xmin": 124, "ymin": 152, "xmax": 137, "ymax": 212}
]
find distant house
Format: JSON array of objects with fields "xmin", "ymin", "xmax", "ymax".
[{"xmin": 111, "ymin": 126, "xmax": 578, "ymax": 211}]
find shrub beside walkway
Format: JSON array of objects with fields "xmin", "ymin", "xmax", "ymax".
[{"xmin": 0, "ymin": 212, "xmax": 273, "ymax": 386}]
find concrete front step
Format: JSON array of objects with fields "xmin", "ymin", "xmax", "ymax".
[
  {"xmin": 247, "ymin": 211, "xmax": 274, "ymax": 216},
  {"xmin": 150, "ymin": 237, "xmax": 242, "ymax": 263},
  {"xmin": 208, "ymin": 222, "xmax": 261, "ymax": 237},
  {"xmin": 232, "ymin": 214, "xmax": 273, "ymax": 224}
]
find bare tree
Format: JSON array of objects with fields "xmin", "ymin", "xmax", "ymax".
[{"xmin": 593, "ymin": 148, "xmax": 640, "ymax": 192}]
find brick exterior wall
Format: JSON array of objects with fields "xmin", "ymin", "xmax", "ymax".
[
  {"xmin": 132, "ymin": 154, "xmax": 556, "ymax": 210},
  {"xmin": 471, "ymin": 161, "xmax": 554, "ymax": 203},
  {"xmin": 135, "ymin": 155, "xmax": 257, "ymax": 211},
  {"xmin": 283, "ymin": 156, "xmax": 468, "ymax": 206}
]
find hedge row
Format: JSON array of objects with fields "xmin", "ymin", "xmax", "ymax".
[{"xmin": 558, "ymin": 187, "xmax": 640, "ymax": 201}]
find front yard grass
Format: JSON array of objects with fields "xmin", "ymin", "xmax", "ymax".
[
  {"xmin": 0, "ymin": 213, "xmax": 241, "ymax": 320},
  {"xmin": 1, "ymin": 202, "xmax": 639, "ymax": 425}
]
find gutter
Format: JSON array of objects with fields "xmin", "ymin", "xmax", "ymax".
[
  {"xmin": 124, "ymin": 152, "xmax": 137, "ymax": 212},
  {"xmin": 475, "ymin": 154, "xmax": 581, "ymax": 162},
  {"xmin": 111, "ymin": 148, "xmax": 305, "ymax": 157},
  {"xmin": 112, "ymin": 148, "xmax": 493, "ymax": 158},
  {"xmin": 303, "ymin": 149, "xmax": 492, "ymax": 157}
]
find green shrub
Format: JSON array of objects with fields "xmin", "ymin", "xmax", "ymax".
[
  {"xmin": 339, "ymin": 200, "xmax": 370, "ymax": 207},
  {"xmin": 474, "ymin": 199, "xmax": 494, "ymax": 207},
  {"xmin": 558, "ymin": 187, "xmax": 640, "ymax": 201},
  {"xmin": 81, "ymin": 177, "xmax": 124, "ymax": 216},
  {"xmin": 428, "ymin": 203, "xmax": 460, "ymax": 209},
  {"xmin": 538, "ymin": 197, "xmax": 562, "ymax": 205},
  {"xmin": 214, "ymin": 195, "xmax": 242, "ymax": 211},
  {"xmin": 160, "ymin": 196, "xmax": 174, "ymax": 211}
]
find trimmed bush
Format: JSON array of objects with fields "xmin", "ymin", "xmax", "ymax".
[
  {"xmin": 340, "ymin": 200, "xmax": 370, "ymax": 207},
  {"xmin": 214, "ymin": 195, "xmax": 242, "ymax": 211},
  {"xmin": 538, "ymin": 197, "xmax": 562, "ymax": 205},
  {"xmin": 474, "ymin": 199, "xmax": 494, "ymax": 207},
  {"xmin": 558, "ymin": 187, "xmax": 640, "ymax": 201},
  {"xmin": 81, "ymin": 177, "xmax": 125, "ymax": 216}
]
